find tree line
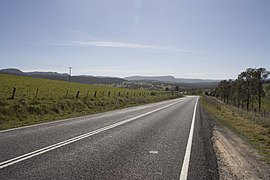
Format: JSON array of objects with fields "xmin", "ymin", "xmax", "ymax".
[{"xmin": 210, "ymin": 68, "xmax": 270, "ymax": 112}]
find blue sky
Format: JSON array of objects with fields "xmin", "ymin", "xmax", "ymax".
[{"xmin": 0, "ymin": 0, "xmax": 269, "ymax": 79}]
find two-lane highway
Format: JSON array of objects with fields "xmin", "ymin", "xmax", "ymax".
[{"xmin": 0, "ymin": 96, "xmax": 219, "ymax": 179}]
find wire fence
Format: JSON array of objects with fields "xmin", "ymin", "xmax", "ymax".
[{"xmin": 1, "ymin": 87, "xmax": 177, "ymax": 100}]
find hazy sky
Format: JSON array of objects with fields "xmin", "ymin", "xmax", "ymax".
[{"xmin": 0, "ymin": 0, "xmax": 269, "ymax": 79}]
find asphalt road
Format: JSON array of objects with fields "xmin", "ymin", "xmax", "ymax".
[{"xmin": 0, "ymin": 96, "xmax": 219, "ymax": 180}]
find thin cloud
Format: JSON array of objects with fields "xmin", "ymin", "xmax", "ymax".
[{"xmin": 56, "ymin": 40, "xmax": 195, "ymax": 53}]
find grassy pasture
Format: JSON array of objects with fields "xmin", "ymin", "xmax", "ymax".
[
  {"xmin": 0, "ymin": 74, "xmax": 180, "ymax": 130},
  {"xmin": 0, "ymin": 74, "xmax": 155, "ymax": 100}
]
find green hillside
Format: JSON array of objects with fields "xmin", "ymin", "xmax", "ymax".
[
  {"xmin": 0, "ymin": 74, "xmax": 147, "ymax": 99},
  {"xmin": 0, "ymin": 74, "xmax": 181, "ymax": 130}
]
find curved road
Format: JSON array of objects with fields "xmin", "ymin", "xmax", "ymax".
[{"xmin": 0, "ymin": 96, "xmax": 218, "ymax": 179}]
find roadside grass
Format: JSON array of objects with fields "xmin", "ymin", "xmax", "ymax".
[
  {"xmin": 200, "ymin": 96, "xmax": 270, "ymax": 164},
  {"xmin": 0, "ymin": 74, "xmax": 181, "ymax": 130}
]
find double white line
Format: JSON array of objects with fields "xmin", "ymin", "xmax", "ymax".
[{"xmin": 0, "ymin": 97, "xmax": 188, "ymax": 169}]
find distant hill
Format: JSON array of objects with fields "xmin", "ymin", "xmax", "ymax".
[
  {"xmin": 27, "ymin": 71, "xmax": 69, "ymax": 77},
  {"xmin": 125, "ymin": 75, "xmax": 175, "ymax": 82},
  {"xmin": 0, "ymin": 68, "xmax": 126, "ymax": 84},
  {"xmin": 0, "ymin": 68, "xmax": 220, "ymax": 88},
  {"xmin": 124, "ymin": 75, "xmax": 220, "ymax": 83},
  {"xmin": 0, "ymin": 68, "xmax": 24, "ymax": 75}
]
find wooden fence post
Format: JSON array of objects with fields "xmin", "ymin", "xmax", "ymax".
[
  {"xmin": 76, "ymin": 91, "xmax": 80, "ymax": 98},
  {"xmin": 94, "ymin": 91, "xmax": 97, "ymax": 98},
  {"xmin": 11, "ymin": 87, "xmax": 16, "ymax": 99}
]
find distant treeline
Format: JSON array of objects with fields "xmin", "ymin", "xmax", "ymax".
[{"xmin": 209, "ymin": 68, "xmax": 270, "ymax": 112}]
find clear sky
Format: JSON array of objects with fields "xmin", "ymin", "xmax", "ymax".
[{"xmin": 0, "ymin": 0, "xmax": 269, "ymax": 79}]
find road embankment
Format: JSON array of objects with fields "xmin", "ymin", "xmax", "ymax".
[{"xmin": 200, "ymin": 96, "xmax": 270, "ymax": 179}]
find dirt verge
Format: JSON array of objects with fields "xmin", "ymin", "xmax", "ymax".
[{"xmin": 212, "ymin": 125, "xmax": 270, "ymax": 179}]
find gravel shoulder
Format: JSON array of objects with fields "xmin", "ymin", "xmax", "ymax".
[{"xmin": 212, "ymin": 124, "xmax": 270, "ymax": 179}]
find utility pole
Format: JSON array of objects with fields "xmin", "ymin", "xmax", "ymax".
[{"xmin": 69, "ymin": 67, "xmax": 72, "ymax": 82}]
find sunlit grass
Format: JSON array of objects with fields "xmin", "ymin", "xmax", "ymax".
[
  {"xmin": 0, "ymin": 74, "xmax": 153, "ymax": 99},
  {"xmin": 200, "ymin": 96, "xmax": 270, "ymax": 164},
  {"xmin": 0, "ymin": 74, "xmax": 181, "ymax": 130}
]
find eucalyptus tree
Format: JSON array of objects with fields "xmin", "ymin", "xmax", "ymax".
[
  {"xmin": 212, "ymin": 67, "xmax": 269, "ymax": 112},
  {"xmin": 238, "ymin": 69, "xmax": 253, "ymax": 110},
  {"xmin": 238, "ymin": 68, "xmax": 269, "ymax": 111},
  {"xmin": 217, "ymin": 80, "xmax": 231, "ymax": 103},
  {"xmin": 251, "ymin": 68, "xmax": 270, "ymax": 112}
]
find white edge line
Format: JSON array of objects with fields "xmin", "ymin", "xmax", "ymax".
[
  {"xmin": 0, "ymin": 97, "xmax": 187, "ymax": 133},
  {"xmin": 179, "ymin": 96, "xmax": 199, "ymax": 180},
  {"xmin": 0, "ymin": 97, "xmax": 189, "ymax": 169}
]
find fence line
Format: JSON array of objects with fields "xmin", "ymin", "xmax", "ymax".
[{"xmin": 2, "ymin": 87, "xmax": 179, "ymax": 101}]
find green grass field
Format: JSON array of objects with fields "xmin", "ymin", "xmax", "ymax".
[
  {"xmin": 0, "ymin": 74, "xmax": 181, "ymax": 130},
  {"xmin": 0, "ymin": 74, "xmax": 156, "ymax": 100}
]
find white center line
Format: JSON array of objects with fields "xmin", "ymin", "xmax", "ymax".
[
  {"xmin": 0, "ymin": 97, "xmax": 189, "ymax": 169},
  {"xmin": 179, "ymin": 96, "xmax": 199, "ymax": 180}
]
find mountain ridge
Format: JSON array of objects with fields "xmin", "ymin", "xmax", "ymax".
[
  {"xmin": 0, "ymin": 68, "xmax": 220, "ymax": 85},
  {"xmin": 0, "ymin": 68, "xmax": 126, "ymax": 84},
  {"xmin": 124, "ymin": 75, "xmax": 220, "ymax": 83}
]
